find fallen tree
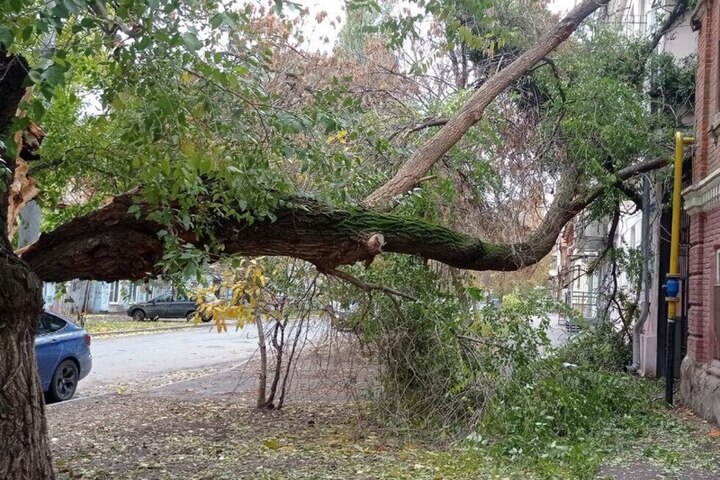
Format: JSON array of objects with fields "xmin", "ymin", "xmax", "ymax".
[
  {"xmin": 20, "ymin": 156, "xmax": 664, "ymax": 283},
  {"xmin": 4, "ymin": 0, "xmax": 675, "ymax": 477}
]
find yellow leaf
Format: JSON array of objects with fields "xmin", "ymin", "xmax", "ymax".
[
  {"xmin": 179, "ymin": 137, "xmax": 196, "ymax": 157},
  {"xmin": 263, "ymin": 438, "xmax": 280, "ymax": 450}
]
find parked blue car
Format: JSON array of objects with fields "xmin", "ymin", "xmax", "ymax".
[{"xmin": 35, "ymin": 311, "xmax": 92, "ymax": 402}]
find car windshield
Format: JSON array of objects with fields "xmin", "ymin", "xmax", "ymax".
[{"xmin": 152, "ymin": 294, "xmax": 172, "ymax": 302}]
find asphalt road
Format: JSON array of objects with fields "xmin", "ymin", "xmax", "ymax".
[
  {"xmin": 77, "ymin": 323, "xmax": 263, "ymax": 396},
  {"xmin": 76, "ymin": 320, "xmax": 330, "ymax": 397}
]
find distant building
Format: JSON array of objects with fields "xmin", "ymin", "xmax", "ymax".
[
  {"xmin": 43, "ymin": 280, "xmax": 174, "ymax": 315},
  {"xmin": 553, "ymin": 203, "xmax": 642, "ymax": 324},
  {"xmin": 551, "ymin": 0, "xmax": 696, "ymax": 377}
]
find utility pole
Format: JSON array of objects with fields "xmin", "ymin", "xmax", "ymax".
[{"xmin": 664, "ymin": 131, "xmax": 694, "ymax": 405}]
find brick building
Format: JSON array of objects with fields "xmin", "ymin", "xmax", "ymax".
[{"xmin": 680, "ymin": 0, "xmax": 720, "ymax": 424}]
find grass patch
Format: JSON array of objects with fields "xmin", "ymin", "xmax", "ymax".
[{"xmin": 80, "ymin": 315, "xmax": 194, "ymax": 335}]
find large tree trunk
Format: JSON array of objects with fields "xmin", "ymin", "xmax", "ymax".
[
  {"xmin": 0, "ymin": 239, "xmax": 54, "ymax": 479},
  {"xmin": 0, "ymin": 49, "xmax": 56, "ymax": 480}
]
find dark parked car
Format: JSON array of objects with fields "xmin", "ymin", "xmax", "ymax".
[
  {"xmin": 35, "ymin": 311, "xmax": 92, "ymax": 402},
  {"xmin": 126, "ymin": 293, "xmax": 211, "ymax": 322}
]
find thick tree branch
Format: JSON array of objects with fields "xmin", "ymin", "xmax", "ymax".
[
  {"xmin": 18, "ymin": 157, "xmax": 667, "ymax": 282},
  {"xmin": 365, "ymin": 0, "xmax": 610, "ymax": 210},
  {"xmin": 648, "ymin": 0, "xmax": 689, "ymax": 53}
]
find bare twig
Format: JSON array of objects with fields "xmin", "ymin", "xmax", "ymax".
[
  {"xmin": 328, "ymin": 268, "xmax": 417, "ymax": 302},
  {"xmin": 388, "ymin": 118, "xmax": 449, "ymax": 141}
]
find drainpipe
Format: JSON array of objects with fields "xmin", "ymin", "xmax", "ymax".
[
  {"xmin": 628, "ymin": 175, "xmax": 652, "ymax": 372},
  {"xmin": 664, "ymin": 131, "xmax": 694, "ymax": 405}
]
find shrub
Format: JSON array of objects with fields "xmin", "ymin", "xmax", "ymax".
[
  {"xmin": 556, "ymin": 320, "xmax": 632, "ymax": 372},
  {"xmin": 476, "ymin": 348, "xmax": 654, "ymax": 477},
  {"xmin": 351, "ymin": 257, "xmax": 559, "ymax": 435}
]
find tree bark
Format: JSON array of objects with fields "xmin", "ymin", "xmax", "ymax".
[
  {"xmin": 255, "ymin": 308, "xmax": 269, "ymax": 409},
  {"xmin": 365, "ymin": 0, "xmax": 610, "ymax": 209},
  {"xmin": 0, "ymin": 49, "xmax": 56, "ymax": 480},
  {"xmin": 264, "ymin": 318, "xmax": 285, "ymax": 409},
  {"xmin": 0, "ymin": 50, "xmax": 30, "ymax": 238},
  {"xmin": 0, "ymin": 241, "xmax": 53, "ymax": 480}
]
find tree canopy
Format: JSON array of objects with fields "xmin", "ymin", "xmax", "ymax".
[{"xmin": 2, "ymin": 0, "xmax": 644, "ymax": 282}]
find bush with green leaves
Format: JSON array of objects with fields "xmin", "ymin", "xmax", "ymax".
[
  {"xmin": 334, "ymin": 255, "xmax": 650, "ymax": 477},
  {"xmin": 556, "ymin": 320, "xmax": 632, "ymax": 372},
  {"xmin": 338, "ymin": 256, "xmax": 565, "ymax": 434},
  {"xmin": 477, "ymin": 357, "xmax": 655, "ymax": 478}
]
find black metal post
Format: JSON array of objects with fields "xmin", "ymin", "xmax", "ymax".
[{"xmin": 665, "ymin": 317, "xmax": 676, "ymax": 405}]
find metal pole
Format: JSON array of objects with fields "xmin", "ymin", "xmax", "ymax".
[{"xmin": 665, "ymin": 132, "xmax": 694, "ymax": 405}]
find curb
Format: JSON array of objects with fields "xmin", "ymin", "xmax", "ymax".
[{"xmin": 89, "ymin": 323, "xmax": 208, "ymax": 338}]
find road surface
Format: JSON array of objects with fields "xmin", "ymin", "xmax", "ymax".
[
  {"xmin": 77, "ymin": 322, "xmax": 272, "ymax": 396},
  {"xmin": 74, "ymin": 315, "xmax": 568, "ymax": 398}
]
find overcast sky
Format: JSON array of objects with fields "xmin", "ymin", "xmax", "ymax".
[{"xmin": 292, "ymin": 0, "xmax": 579, "ymax": 53}]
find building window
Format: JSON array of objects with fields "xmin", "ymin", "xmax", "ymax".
[
  {"xmin": 124, "ymin": 282, "xmax": 138, "ymax": 303},
  {"xmin": 108, "ymin": 281, "xmax": 120, "ymax": 304}
]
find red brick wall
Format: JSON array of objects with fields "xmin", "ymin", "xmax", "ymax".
[
  {"xmin": 695, "ymin": 0, "xmax": 718, "ymax": 180},
  {"xmin": 687, "ymin": 0, "xmax": 720, "ymax": 364},
  {"xmin": 694, "ymin": 0, "xmax": 720, "ymax": 179},
  {"xmin": 688, "ymin": 211, "xmax": 718, "ymax": 364}
]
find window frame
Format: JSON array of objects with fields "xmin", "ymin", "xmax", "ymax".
[{"xmin": 108, "ymin": 281, "xmax": 120, "ymax": 304}]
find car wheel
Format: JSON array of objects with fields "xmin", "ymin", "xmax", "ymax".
[
  {"xmin": 132, "ymin": 310, "xmax": 145, "ymax": 321},
  {"xmin": 49, "ymin": 359, "xmax": 79, "ymax": 402},
  {"xmin": 185, "ymin": 311, "xmax": 195, "ymax": 322},
  {"xmin": 201, "ymin": 314, "xmax": 212, "ymax": 323}
]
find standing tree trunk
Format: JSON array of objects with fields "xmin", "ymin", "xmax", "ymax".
[
  {"xmin": 0, "ymin": 48, "xmax": 56, "ymax": 480},
  {"xmin": 264, "ymin": 318, "xmax": 285, "ymax": 408},
  {"xmin": 255, "ymin": 308, "xmax": 269, "ymax": 408},
  {"xmin": 0, "ymin": 239, "xmax": 54, "ymax": 479}
]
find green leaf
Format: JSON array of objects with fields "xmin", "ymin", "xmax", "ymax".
[
  {"xmin": 209, "ymin": 14, "xmax": 223, "ymax": 30},
  {"xmin": 127, "ymin": 204, "xmax": 141, "ymax": 217},
  {"xmin": 0, "ymin": 24, "xmax": 14, "ymax": 48},
  {"xmin": 29, "ymin": 99, "xmax": 46, "ymax": 121},
  {"xmin": 43, "ymin": 63, "xmax": 67, "ymax": 87},
  {"xmin": 467, "ymin": 287, "xmax": 485, "ymax": 302},
  {"xmin": 79, "ymin": 17, "xmax": 96, "ymax": 28},
  {"xmin": 20, "ymin": 24, "xmax": 33, "ymax": 41},
  {"xmin": 27, "ymin": 69, "xmax": 42, "ymax": 84},
  {"xmin": 181, "ymin": 31, "xmax": 202, "ymax": 52}
]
